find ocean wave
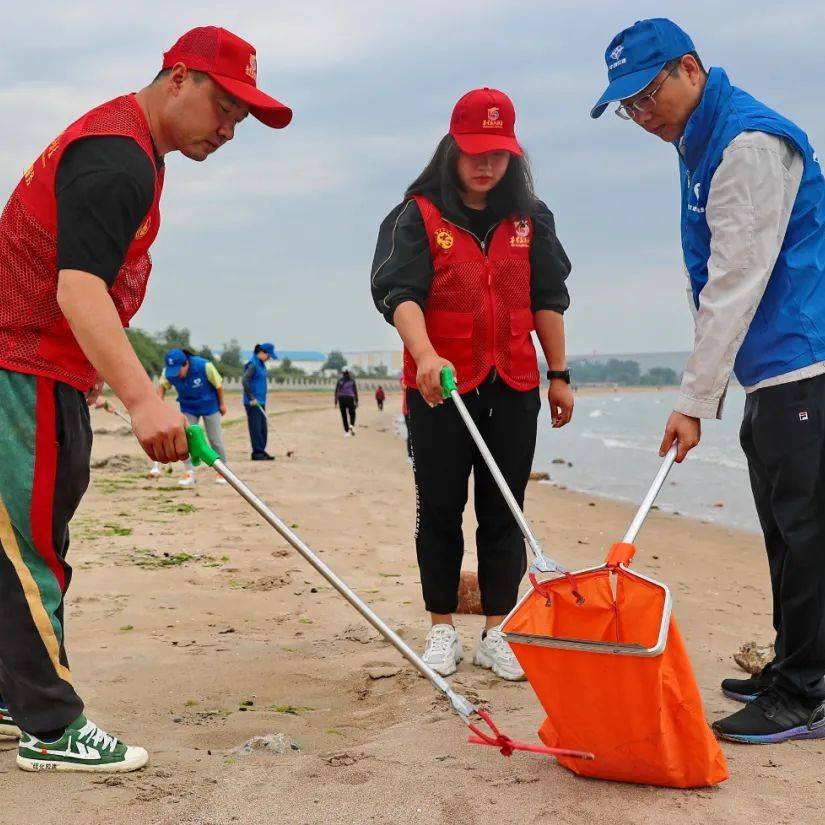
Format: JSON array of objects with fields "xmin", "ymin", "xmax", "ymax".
[{"xmin": 577, "ymin": 431, "xmax": 747, "ymax": 470}]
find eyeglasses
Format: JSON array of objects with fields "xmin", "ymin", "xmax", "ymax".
[{"xmin": 614, "ymin": 64, "xmax": 678, "ymax": 121}]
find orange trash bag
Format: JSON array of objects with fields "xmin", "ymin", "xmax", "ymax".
[
  {"xmin": 439, "ymin": 370, "xmax": 727, "ymax": 784},
  {"xmin": 501, "ymin": 458, "xmax": 729, "ymax": 788}
]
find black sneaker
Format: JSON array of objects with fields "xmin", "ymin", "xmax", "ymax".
[
  {"xmin": 251, "ymin": 453, "xmax": 275, "ymax": 461},
  {"xmin": 712, "ymin": 686, "xmax": 825, "ymax": 744},
  {"xmin": 721, "ymin": 666, "xmax": 773, "ymax": 703}
]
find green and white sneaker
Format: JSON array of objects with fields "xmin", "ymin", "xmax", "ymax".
[
  {"xmin": 0, "ymin": 703, "xmax": 21, "ymax": 739},
  {"xmin": 17, "ymin": 715, "xmax": 149, "ymax": 773}
]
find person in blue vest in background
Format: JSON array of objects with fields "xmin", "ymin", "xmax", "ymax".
[
  {"xmin": 243, "ymin": 342, "xmax": 277, "ymax": 460},
  {"xmin": 592, "ymin": 18, "xmax": 825, "ymax": 744},
  {"xmin": 158, "ymin": 348, "xmax": 228, "ymax": 487}
]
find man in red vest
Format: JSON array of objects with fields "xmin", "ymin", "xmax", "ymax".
[{"xmin": 0, "ymin": 26, "xmax": 291, "ymax": 773}]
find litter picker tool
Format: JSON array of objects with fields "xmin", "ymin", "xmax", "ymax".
[
  {"xmin": 98, "ymin": 398, "xmax": 131, "ymax": 426},
  {"xmin": 439, "ymin": 369, "xmax": 567, "ymax": 580},
  {"xmin": 251, "ymin": 403, "xmax": 294, "ymax": 457},
  {"xmin": 97, "ymin": 400, "xmax": 162, "ymax": 477},
  {"xmin": 185, "ymin": 424, "xmax": 593, "ymax": 762}
]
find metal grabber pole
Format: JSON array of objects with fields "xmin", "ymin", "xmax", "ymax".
[{"xmin": 185, "ymin": 424, "xmax": 593, "ymax": 761}]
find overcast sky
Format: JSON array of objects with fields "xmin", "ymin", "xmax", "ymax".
[{"xmin": 3, "ymin": 1, "xmax": 823, "ymax": 356}]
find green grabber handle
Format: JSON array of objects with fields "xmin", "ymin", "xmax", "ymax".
[
  {"xmin": 440, "ymin": 366, "xmax": 458, "ymax": 399},
  {"xmin": 186, "ymin": 425, "xmax": 220, "ymax": 467}
]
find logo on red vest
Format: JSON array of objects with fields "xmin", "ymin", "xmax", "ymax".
[
  {"xmin": 482, "ymin": 107, "xmax": 503, "ymax": 129},
  {"xmin": 434, "ymin": 228, "xmax": 454, "ymax": 250},
  {"xmin": 510, "ymin": 219, "xmax": 530, "ymax": 247},
  {"xmin": 245, "ymin": 53, "xmax": 258, "ymax": 82},
  {"xmin": 135, "ymin": 216, "xmax": 152, "ymax": 241}
]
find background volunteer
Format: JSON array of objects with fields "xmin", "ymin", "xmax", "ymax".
[
  {"xmin": 371, "ymin": 87, "xmax": 573, "ymax": 682},
  {"xmin": 334, "ymin": 369, "xmax": 359, "ymax": 435},
  {"xmin": 0, "ymin": 26, "xmax": 291, "ymax": 773},
  {"xmin": 592, "ymin": 17, "xmax": 825, "ymax": 744},
  {"xmin": 243, "ymin": 342, "xmax": 277, "ymax": 460},
  {"xmin": 158, "ymin": 348, "xmax": 228, "ymax": 487}
]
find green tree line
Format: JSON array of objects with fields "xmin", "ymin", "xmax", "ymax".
[{"xmin": 569, "ymin": 359, "xmax": 679, "ymax": 386}]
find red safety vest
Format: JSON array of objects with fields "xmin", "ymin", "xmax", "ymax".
[
  {"xmin": 0, "ymin": 94, "xmax": 164, "ymax": 391},
  {"xmin": 403, "ymin": 195, "xmax": 539, "ymax": 394}
]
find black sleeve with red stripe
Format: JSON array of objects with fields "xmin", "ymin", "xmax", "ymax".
[
  {"xmin": 529, "ymin": 200, "xmax": 572, "ymax": 315},
  {"xmin": 370, "ymin": 199, "xmax": 433, "ymax": 326}
]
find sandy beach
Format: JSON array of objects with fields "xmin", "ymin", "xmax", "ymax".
[{"xmin": 2, "ymin": 390, "xmax": 819, "ymax": 825}]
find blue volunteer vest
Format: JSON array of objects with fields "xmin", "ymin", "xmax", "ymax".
[
  {"xmin": 679, "ymin": 67, "xmax": 825, "ymax": 386},
  {"xmin": 168, "ymin": 356, "xmax": 220, "ymax": 417},
  {"xmin": 244, "ymin": 357, "xmax": 268, "ymax": 407}
]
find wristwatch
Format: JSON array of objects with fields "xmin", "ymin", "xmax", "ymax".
[{"xmin": 546, "ymin": 369, "xmax": 571, "ymax": 384}]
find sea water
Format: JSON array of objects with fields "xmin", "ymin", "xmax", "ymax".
[{"xmin": 534, "ymin": 387, "xmax": 759, "ymax": 532}]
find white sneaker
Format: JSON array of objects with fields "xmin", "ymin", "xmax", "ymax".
[
  {"xmin": 344, "ymin": 430, "xmax": 352, "ymax": 437},
  {"xmin": 422, "ymin": 624, "xmax": 462, "ymax": 677},
  {"xmin": 178, "ymin": 472, "xmax": 195, "ymax": 488},
  {"xmin": 473, "ymin": 629, "xmax": 525, "ymax": 681},
  {"xmin": 350, "ymin": 426, "xmax": 356, "ymax": 436},
  {"xmin": 148, "ymin": 462, "xmax": 161, "ymax": 478},
  {"xmin": 214, "ymin": 476, "xmax": 227, "ymax": 485}
]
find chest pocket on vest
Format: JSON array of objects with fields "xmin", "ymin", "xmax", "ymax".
[{"xmin": 425, "ymin": 310, "xmax": 473, "ymax": 372}]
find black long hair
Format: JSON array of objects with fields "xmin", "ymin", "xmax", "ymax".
[{"xmin": 405, "ymin": 134, "xmax": 538, "ymax": 219}]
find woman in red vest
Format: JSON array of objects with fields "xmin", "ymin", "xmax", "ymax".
[{"xmin": 371, "ymin": 88, "xmax": 573, "ymax": 681}]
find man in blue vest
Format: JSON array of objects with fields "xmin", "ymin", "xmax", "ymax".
[
  {"xmin": 158, "ymin": 349, "xmax": 228, "ymax": 486},
  {"xmin": 592, "ymin": 18, "xmax": 825, "ymax": 744},
  {"xmin": 243, "ymin": 342, "xmax": 277, "ymax": 460}
]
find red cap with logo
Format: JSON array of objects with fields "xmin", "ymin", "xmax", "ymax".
[
  {"xmin": 162, "ymin": 26, "xmax": 292, "ymax": 129},
  {"xmin": 449, "ymin": 88, "xmax": 521, "ymax": 155}
]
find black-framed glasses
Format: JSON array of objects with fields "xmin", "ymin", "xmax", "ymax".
[{"xmin": 614, "ymin": 64, "xmax": 678, "ymax": 121}]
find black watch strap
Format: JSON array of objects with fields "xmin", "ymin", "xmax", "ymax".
[{"xmin": 546, "ymin": 369, "xmax": 571, "ymax": 384}]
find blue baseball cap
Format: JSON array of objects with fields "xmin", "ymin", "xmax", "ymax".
[
  {"xmin": 591, "ymin": 18, "xmax": 695, "ymax": 119},
  {"xmin": 164, "ymin": 348, "xmax": 188, "ymax": 378},
  {"xmin": 258, "ymin": 342, "xmax": 277, "ymax": 358}
]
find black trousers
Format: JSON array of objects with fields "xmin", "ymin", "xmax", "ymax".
[
  {"xmin": 407, "ymin": 373, "xmax": 540, "ymax": 616},
  {"xmin": 339, "ymin": 398, "xmax": 356, "ymax": 432},
  {"xmin": 245, "ymin": 403, "xmax": 268, "ymax": 457},
  {"xmin": 740, "ymin": 372, "xmax": 825, "ymax": 700}
]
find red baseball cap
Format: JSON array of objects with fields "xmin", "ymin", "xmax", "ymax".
[
  {"xmin": 449, "ymin": 88, "xmax": 522, "ymax": 156},
  {"xmin": 162, "ymin": 26, "xmax": 292, "ymax": 129}
]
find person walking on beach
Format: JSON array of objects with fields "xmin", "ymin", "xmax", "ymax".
[
  {"xmin": 158, "ymin": 348, "xmax": 228, "ymax": 487},
  {"xmin": 243, "ymin": 342, "xmax": 277, "ymax": 460},
  {"xmin": 375, "ymin": 385, "xmax": 386, "ymax": 411},
  {"xmin": 335, "ymin": 369, "xmax": 359, "ymax": 436},
  {"xmin": 592, "ymin": 17, "xmax": 825, "ymax": 743},
  {"xmin": 371, "ymin": 88, "xmax": 573, "ymax": 681},
  {"xmin": 0, "ymin": 26, "xmax": 291, "ymax": 772}
]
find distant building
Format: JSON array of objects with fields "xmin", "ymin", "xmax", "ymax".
[
  {"xmin": 276, "ymin": 350, "xmax": 327, "ymax": 374},
  {"xmin": 236, "ymin": 349, "xmax": 327, "ymax": 374},
  {"xmin": 343, "ymin": 350, "xmax": 402, "ymax": 375}
]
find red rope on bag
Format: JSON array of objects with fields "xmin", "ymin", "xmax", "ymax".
[
  {"xmin": 528, "ymin": 571, "xmax": 585, "ymax": 606},
  {"xmin": 466, "ymin": 709, "xmax": 595, "ymax": 760}
]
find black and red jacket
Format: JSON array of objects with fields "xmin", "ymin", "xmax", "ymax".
[{"xmin": 370, "ymin": 190, "xmax": 571, "ymax": 393}]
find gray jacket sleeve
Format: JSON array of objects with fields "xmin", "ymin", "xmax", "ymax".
[
  {"xmin": 242, "ymin": 362, "xmax": 256, "ymax": 403},
  {"xmin": 676, "ymin": 132, "xmax": 803, "ymax": 419}
]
